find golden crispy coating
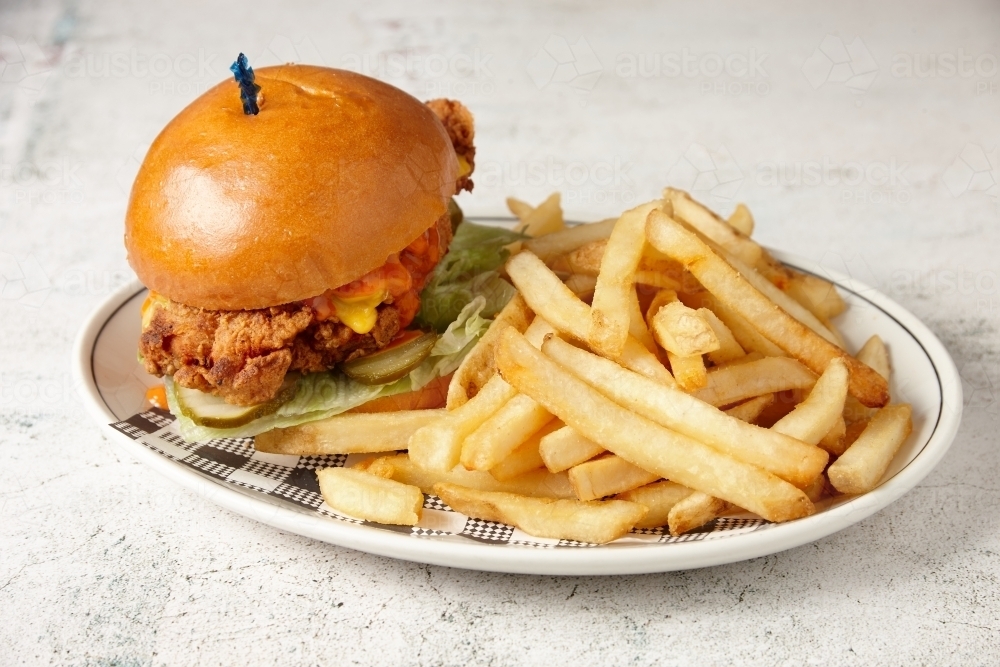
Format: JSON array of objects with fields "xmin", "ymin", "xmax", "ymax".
[
  {"xmin": 141, "ymin": 299, "xmax": 402, "ymax": 406},
  {"xmin": 427, "ymin": 98, "xmax": 475, "ymax": 192}
]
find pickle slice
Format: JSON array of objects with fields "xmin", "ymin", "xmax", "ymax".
[
  {"xmin": 175, "ymin": 376, "xmax": 299, "ymax": 428},
  {"xmin": 342, "ymin": 332, "xmax": 438, "ymax": 385}
]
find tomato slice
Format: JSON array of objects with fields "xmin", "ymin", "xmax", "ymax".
[{"xmin": 383, "ymin": 329, "xmax": 424, "ymax": 351}]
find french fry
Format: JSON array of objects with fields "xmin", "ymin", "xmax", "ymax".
[
  {"xmin": 254, "ymin": 410, "xmax": 445, "ymax": 455},
  {"xmin": 803, "ymin": 473, "xmax": 830, "ymax": 503},
  {"xmin": 409, "ymin": 374, "xmax": 517, "ymax": 472},
  {"xmin": 634, "ymin": 270, "xmax": 683, "ymax": 291},
  {"xmin": 651, "ymin": 301, "xmax": 720, "ymax": 356},
  {"xmin": 718, "ymin": 351, "xmax": 764, "ymax": 367},
  {"xmin": 772, "ymin": 358, "xmax": 849, "ymax": 446},
  {"xmin": 680, "ymin": 291, "xmax": 786, "ymax": 358},
  {"xmin": 515, "ymin": 193, "xmax": 565, "ymax": 237},
  {"xmin": 647, "ymin": 210, "xmax": 889, "ymax": 408},
  {"xmin": 489, "ymin": 420, "xmax": 561, "ymax": 481},
  {"xmin": 641, "ymin": 246, "xmax": 688, "ymax": 276},
  {"xmin": 506, "ymin": 250, "xmax": 676, "ymax": 387},
  {"xmin": 717, "ymin": 247, "xmax": 842, "ymax": 348},
  {"xmin": 566, "ymin": 239, "xmax": 606, "ymax": 276},
  {"xmin": 754, "ymin": 389, "xmax": 806, "ymax": 427},
  {"xmin": 667, "ymin": 491, "xmax": 729, "ymax": 536},
  {"xmin": 628, "ymin": 286, "xmax": 658, "ymax": 354},
  {"xmin": 412, "ymin": 316, "xmax": 555, "ymax": 472},
  {"xmin": 615, "ymin": 481, "xmax": 694, "ymax": 529},
  {"xmin": 499, "ymin": 329, "xmax": 815, "ymax": 522},
  {"xmin": 838, "ymin": 418, "xmax": 870, "ymax": 454},
  {"xmin": 692, "ymin": 356, "xmax": 818, "ymax": 408},
  {"xmin": 664, "ymin": 188, "xmax": 762, "ymax": 266},
  {"xmin": 666, "ymin": 351, "xmax": 708, "ymax": 392},
  {"xmin": 564, "ymin": 274, "xmax": 598, "ymax": 298},
  {"xmin": 827, "ymin": 404, "xmax": 913, "ymax": 494},
  {"xmin": 506, "ymin": 196, "xmax": 534, "ymax": 222},
  {"xmin": 543, "ymin": 336, "xmax": 828, "ymax": 487},
  {"xmin": 489, "ymin": 443, "xmax": 543, "ymax": 481},
  {"xmin": 539, "ymin": 426, "xmax": 606, "ymax": 473},
  {"xmin": 446, "ymin": 293, "xmax": 532, "ymax": 409},
  {"xmin": 317, "ymin": 467, "xmax": 423, "ymax": 526},
  {"xmin": 843, "ymin": 395, "xmax": 874, "ymax": 424},
  {"xmin": 459, "ymin": 316, "xmax": 559, "ymax": 471},
  {"xmin": 724, "ymin": 394, "xmax": 775, "ymax": 423},
  {"xmin": 548, "ymin": 253, "xmax": 572, "ymax": 275},
  {"xmin": 461, "ymin": 393, "xmax": 555, "ymax": 471},
  {"xmin": 366, "ymin": 453, "xmax": 576, "ymax": 499},
  {"xmin": 819, "ymin": 415, "xmax": 847, "ymax": 455},
  {"xmin": 590, "ymin": 201, "xmax": 663, "ymax": 358},
  {"xmin": 565, "ymin": 239, "xmax": 684, "ymax": 282},
  {"xmin": 645, "ymin": 288, "xmax": 678, "ymax": 323},
  {"xmin": 522, "ymin": 315, "xmax": 558, "ymax": 347},
  {"xmin": 523, "ymin": 218, "xmax": 617, "ymax": 262},
  {"xmin": 784, "ymin": 271, "xmax": 847, "ymax": 320},
  {"xmin": 716, "ymin": 306, "xmax": 787, "ymax": 357},
  {"xmin": 434, "ymin": 483, "xmax": 646, "ymax": 544},
  {"xmin": 857, "ymin": 335, "xmax": 890, "ymax": 380},
  {"xmin": 727, "ymin": 203, "xmax": 754, "ymax": 236},
  {"xmin": 754, "ymin": 250, "xmax": 797, "ymax": 290},
  {"xmin": 698, "ymin": 308, "xmax": 746, "ymax": 365},
  {"xmin": 568, "ymin": 455, "xmax": 660, "ymax": 501}
]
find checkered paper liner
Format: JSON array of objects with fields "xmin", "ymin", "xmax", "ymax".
[{"xmin": 111, "ymin": 409, "xmax": 770, "ymax": 548}]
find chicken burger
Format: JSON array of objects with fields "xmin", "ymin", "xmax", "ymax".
[{"xmin": 126, "ymin": 63, "xmax": 514, "ymax": 441}]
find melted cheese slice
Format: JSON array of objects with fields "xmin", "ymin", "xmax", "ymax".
[
  {"xmin": 141, "ymin": 292, "xmax": 168, "ymax": 329},
  {"xmin": 331, "ymin": 291, "xmax": 386, "ymax": 334}
]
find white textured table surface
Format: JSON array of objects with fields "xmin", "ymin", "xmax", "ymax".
[{"xmin": 2, "ymin": 1, "xmax": 999, "ymax": 664}]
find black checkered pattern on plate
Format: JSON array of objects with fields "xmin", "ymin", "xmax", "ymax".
[
  {"xmin": 462, "ymin": 518, "xmax": 514, "ymax": 543},
  {"xmin": 110, "ymin": 409, "xmax": 770, "ymax": 548}
]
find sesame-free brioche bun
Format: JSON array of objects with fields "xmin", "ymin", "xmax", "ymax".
[{"xmin": 124, "ymin": 65, "xmax": 459, "ymax": 311}]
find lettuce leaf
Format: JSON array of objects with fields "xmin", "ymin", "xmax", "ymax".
[
  {"xmin": 414, "ymin": 220, "xmax": 523, "ymax": 332},
  {"xmin": 167, "ymin": 297, "xmax": 492, "ymax": 442},
  {"xmin": 409, "ymin": 296, "xmax": 490, "ymax": 388}
]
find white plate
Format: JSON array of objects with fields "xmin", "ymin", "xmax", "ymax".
[{"xmin": 72, "ymin": 242, "xmax": 962, "ymax": 575}]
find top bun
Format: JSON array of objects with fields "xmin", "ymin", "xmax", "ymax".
[{"xmin": 124, "ymin": 65, "xmax": 458, "ymax": 311}]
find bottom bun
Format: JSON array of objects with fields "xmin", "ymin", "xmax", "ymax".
[{"xmin": 347, "ymin": 373, "xmax": 453, "ymax": 414}]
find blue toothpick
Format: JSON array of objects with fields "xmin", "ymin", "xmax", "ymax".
[{"xmin": 229, "ymin": 53, "xmax": 260, "ymax": 115}]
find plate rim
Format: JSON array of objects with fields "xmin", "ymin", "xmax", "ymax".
[{"xmin": 71, "ymin": 248, "xmax": 963, "ymax": 575}]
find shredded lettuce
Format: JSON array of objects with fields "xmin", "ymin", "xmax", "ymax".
[
  {"xmin": 409, "ymin": 296, "xmax": 490, "ymax": 388},
  {"xmin": 167, "ymin": 297, "xmax": 493, "ymax": 442},
  {"xmin": 414, "ymin": 220, "xmax": 523, "ymax": 332}
]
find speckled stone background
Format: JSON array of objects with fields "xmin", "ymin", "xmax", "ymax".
[{"xmin": 2, "ymin": 1, "xmax": 999, "ymax": 665}]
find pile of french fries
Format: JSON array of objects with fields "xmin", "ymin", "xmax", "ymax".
[{"xmin": 254, "ymin": 189, "xmax": 913, "ymax": 545}]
